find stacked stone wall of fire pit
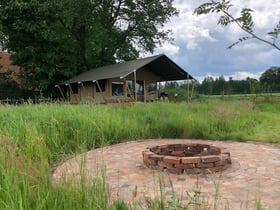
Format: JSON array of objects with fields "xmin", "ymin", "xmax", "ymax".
[{"xmin": 142, "ymin": 143, "xmax": 231, "ymax": 174}]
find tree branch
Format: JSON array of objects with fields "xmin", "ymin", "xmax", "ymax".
[
  {"xmin": 198, "ymin": 0, "xmax": 280, "ymax": 51},
  {"xmin": 221, "ymin": 9, "xmax": 280, "ymax": 51}
]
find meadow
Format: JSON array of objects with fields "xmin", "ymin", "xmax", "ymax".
[{"xmin": 0, "ymin": 96, "xmax": 279, "ymax": 209}]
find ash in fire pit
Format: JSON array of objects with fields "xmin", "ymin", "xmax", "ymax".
[{"xmin": 142, "ymin": 143, "xmax": 231, "ymax": 174}]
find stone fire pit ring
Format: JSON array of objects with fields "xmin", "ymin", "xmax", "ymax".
[{"xmin": 143, "ymin": 143, "xmax": 232, "ymax": 174}]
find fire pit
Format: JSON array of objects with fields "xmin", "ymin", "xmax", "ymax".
[{"xmin": 142, "ymin": 143, "xmax": 231, "ymax": 174}]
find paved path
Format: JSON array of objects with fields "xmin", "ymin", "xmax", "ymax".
[{"xmin": 52, "ymin": 139, "xmax": 280, "ymax": 209}]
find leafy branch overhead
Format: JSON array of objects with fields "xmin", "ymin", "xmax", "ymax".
[{"xmin": 194, "ymin": 0, "xmax": 280, "ymax": 51}]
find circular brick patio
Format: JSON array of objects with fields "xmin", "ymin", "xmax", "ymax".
[{"xmin": 52, "ymin": 139, "xmax": 280, "ymax": 209}]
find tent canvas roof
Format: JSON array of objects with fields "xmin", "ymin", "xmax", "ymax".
[{"xmin": 60, "ymin": 54, "xmax": 194, "ymax": 85}]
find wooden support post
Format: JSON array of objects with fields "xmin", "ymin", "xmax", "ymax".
[
  {"xmin": 187, "ymin": 75, "xmax": 190, "ymax": 103},
  {"xmin": 158, "ymin": 82, "xmax": 161, "ymax": 100},
  {"xmin": 126, "ymin": 85, "xmax": 135, "ymax": 101},
  {"xmin": 134, "ymin": 70, "xmax": 137, "ymax": 101},
  {"xmin": 56, "ymin": 85, "xmax": 65, "ymax": 100},
  {"xmin": 143, "ymin": 80, "xmax": 146, "ymax": 103},
  {"xmin": 96, "ymin": 80, "xmax": 102, "ymax": 92},
  {"xmin": 92, "ymin": 81, "xmax": 95, "ymax": 99},
  {"xmin": 96, "ymin": 80, "xmax": 107, "ymax": 103},
  {"xmin": 190, "ymin": 80, "xmax": 195, "ymax": 103},
  {"xmin": 80, "ymin": 82, "xmax": 85, "ymax": 89},
  {"xmin": 123, "ymin": 78, "xmax": 127, "ymax": 97},
  {"xmin": 69, "ymin": 84, "xmax": 78, "ymax": 102}
]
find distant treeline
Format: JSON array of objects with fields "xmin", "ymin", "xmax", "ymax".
[
  {"xmin": 161, "ymin": 66, "xmax": 280, "ymax": 100},
  {"xmin": 197, "ymin": 76, "xmax": 263, "ymax": 95},
  {"xmin": 197, "ymin": 66, "xmax": 280, "ymax": 95}
]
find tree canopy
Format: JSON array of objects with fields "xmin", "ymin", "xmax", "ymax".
[
  {"xmin": 0, "ymin": 0, "xmax": 177, "ymax": 95},
  {"xmin": 260, "ymin": 66, "xmax": 280, "ymax": 92}
]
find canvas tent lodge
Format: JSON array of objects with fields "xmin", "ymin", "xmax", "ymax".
[{"xmin": 57, "ymin": 54, "xmax": 195, "ymax": 104}]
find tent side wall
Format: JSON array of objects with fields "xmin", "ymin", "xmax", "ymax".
[
  {"xmin": 66, "ymin": 67, "xmax": 160, "ymax": 103},
  {"xmin": 68, "ymin": 81, "xmax": 109, "ymax": 104}
]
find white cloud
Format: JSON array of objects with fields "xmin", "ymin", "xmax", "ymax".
[
  {"xmin": 196, "ymin": 71, "xmax": 262, "ymax": 83},
  {"xmin": 180, "ymin": 27, "xmax": 217, "ymax": 42},
  {"xmin": 186, "ymin": 41, "xmax": 199, "ymax": 50},
  {"xmin": 154, "ymin": 0, "xmax": 280, "ymax": 81},
  {"xmin": 226, "ymin": 71, "xmax": 262, "ymax": 80},
  {"xmin": 155, "ymin": 43, "xmax": 180, "ymax": 55}
]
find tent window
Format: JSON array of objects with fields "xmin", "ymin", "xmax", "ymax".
[
  {"xmin": 148, "ymin": 83, "xmax": 157, "ymax": 93},
  {"xmin": 126, "ymin": 80, "xmax": 144, "ymax": 95},
  {"xmin": 96, "ymin": 80, "xmax": 106, "ymax": 92},
  {"xmin": 71, "ymin": 84, "xmax": 78, "ymax": 94},
  {"xmin": 112, "ymin": 82, "xmax": 123, "ymax": 96},
  {"xmin": 136, "ymin": 81, "xmax": 144, "ymax": 95}
]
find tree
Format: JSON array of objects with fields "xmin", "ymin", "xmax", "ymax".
[
  {"xmin": 0, "ymin": 0, "xmax": 78, "ymax": 93},
  {"xmin": 260, "ymin": 66, "xmax": 280, "ymax": 92},
  {"xmin": 199, "ymin": 76, "xmax": 214, "ymax": 95},
  {"xmin": 194, "ymin": 0, "xmax": 280, "ymax": 51},
  {"xmin": 0, "ymin": 0, "xmax": 177, "ymax": 95},
  {"xmin": 197, "ymin": 76, "xmax": 255, "ymax": 95},
  {"xmin": 213, "ymin": 76, "xmax": 226, "ymax": 95}
]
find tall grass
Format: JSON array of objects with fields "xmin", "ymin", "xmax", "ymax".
[
  {"xmin": 0, "ymin": 99, "xmax": 271, "ymax": 162},
  {"xmin": 0, "ymin": 136, "xmax": 125, "ymax": 210},
  {"xmin": 0, "ymin": 98, "xmax": 279, "ymax": 209}
]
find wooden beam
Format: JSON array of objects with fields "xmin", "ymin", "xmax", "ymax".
[
  {"xmin": 127, "ymin": 84, "xmax": 132, "ymax": 98},
  {"xmin": 143, "ymin": 80, "xmax": 146, "ymax": 103},
  {"xmin": 78, "ymin": 82, "xmax": 83, "ymax": 102},
  {"xmin": 92, "ymin": 81, "xmax": 95, "ymax": 99},
  {"xmin": 123, "ymin": 78, "xmax": 127, "ymax": 96},
  {"xmin": 190, "ymin": 80, "xmax": 195, "ymax": 103},
  {"xmin": 80, "ymin": 82, "xmax": 85, "ymax": 89},
  {"xmin": 134, "ymin": 70, "xmax": 137, "ymax": 101},
  {"xmin": 56, "ymin": 85, "xmax": 65, "ymax": 100},
  {"xmin": 126, "ymin": 84, "xmax": 135, "ymax": 102},
  {"xmin": 96, "ymin": 80, "xmax": 107, "ymax": 103},
  {"xmin": 68, "ymin": 84, "xmax": 78, "ymax": 102},
  {"xmin": 96, "ymin": 80, "xmax": 102, "ymax": 92},
  {"xmin": 187, "ymin": 75, "xmax": 190, "ymax": 103}
]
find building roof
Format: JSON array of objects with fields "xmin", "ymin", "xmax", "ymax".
[
  {"xmin": 0, "ymin": 52, "xmax": 20, "ymax": 82},
  {"xmin": 60, "ymin": 54, "xmax": 194, "ymax": 85}
]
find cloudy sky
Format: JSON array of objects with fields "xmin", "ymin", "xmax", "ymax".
[{"xmin": 152, "ymin": 0, "xmax": 280, "ymax": 82}]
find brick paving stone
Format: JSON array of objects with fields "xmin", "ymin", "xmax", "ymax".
[{"xmin": 52, "ymin": 139, "xmax": 280, "ymax": 210}]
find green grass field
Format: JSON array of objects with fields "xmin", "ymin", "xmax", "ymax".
[{"xmin": 0, "ymin": 96, "xmax": 279, "ymax": 209}]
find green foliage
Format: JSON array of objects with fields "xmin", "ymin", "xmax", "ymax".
[
  {"xmin": 160, "ymin": 81, "xmax": 199, "ymax": 102},
  {"xmin": 197, "ymin": 76, "xmax": 254, "ymax": 95},
  {"xmin": 194, "ymin": 0, "xmax": 280, "ymax": 51},
  {"xmin": 238, "ymin": 8, "xmax": 254, "ymax": 32},
  {"xmin": 0, "ymin": 78, "xmax": 35, "ymax": 100},
  {"xmin": 267, "ymin": 21, "xmax": 280, "ymax": 43},
  {"xmin": 259, "ymin": 66, "xmax": 280, "ymax": 92},
  {"xmin": 0, "ymin": 135, "xmax": 125, "ymax": 210},
  {"xmin": 0, "ymin": 0, "xmax": 177, "ymax": 95}
]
